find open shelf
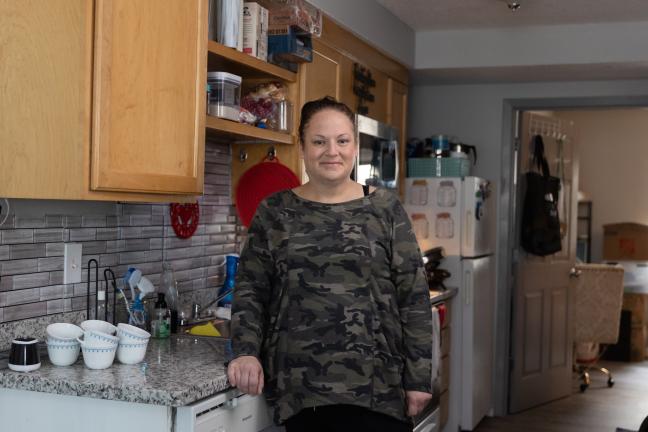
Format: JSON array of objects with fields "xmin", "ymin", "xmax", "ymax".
[
  {"xmin": 205, "ymin": 115, "xmax": 296, "ymax": 145},
  {"xmin": 207, "ymin": 41, "xmax": 297, "ymax": 82}
]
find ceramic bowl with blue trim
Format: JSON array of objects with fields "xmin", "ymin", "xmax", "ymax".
[
  {"xmin": 80, "ymin": 320, "xmax": 117, "ymax": 335},
  {"xmin": 77, "ymin": 338, "xmax": 117, "ymax": 370},
  {"xmin": 117, "ymin": 323, "xmax": 151, "ymax": 343},
  {"xmin": 46, "ymin": 323, "xmax": 83, "ymax": 345},
  {"xmin": 116, "ymin": 341, "xmax": 148, "ymax": 365},
  {"xmin": 46, "ymin": 341, "xmax": 81, "ymax": 366},
  {"xmin": 83, "ymin": 330, "xmax": 119, "ymax": 348}
]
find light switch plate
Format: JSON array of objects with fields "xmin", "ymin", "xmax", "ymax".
[{"xmin": 63, "ymin": 243, "xmax": 82, "ymax": 284}]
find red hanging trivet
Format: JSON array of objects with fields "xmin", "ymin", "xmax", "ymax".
[{"xmin": 170, "ymin": 202, "xmax": 200, "ymax": 239}]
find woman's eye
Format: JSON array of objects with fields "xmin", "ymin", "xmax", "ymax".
[
  {"xmin": 338, "ymin": 139, "xmax": 350, "ymax": 145},
  {"xmin": 313, "ymin": 140, "xmax": 325, "ymax": 146}
]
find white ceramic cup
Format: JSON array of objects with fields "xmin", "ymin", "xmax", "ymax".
[
  {"xmin": 117, "ymin": 323, "xmax": 151, "ymax": 343},
  {"xmin": 81, "ymin": 320, "xmax": 117, "ymax": 335},
  {"xmin": 116, "ymin": 341, "xmax": 149, "ymax": 365},
  {"xmin": 47, "ymin": 335, "xmax": 78, "ymax": 347},
  {"xmin": 46, "ymin": 341, "xmax": 81, "ymax": 367},
  {"xmin": 83, "ymin": 330, "xmax": 119, "ymax": 348},
  {"xmin": 46, "ymin": 323, "xmax": 83, "ymax": 344},
  {"xmin": 78, "ymin": 338, "xmax": 117, "ymax": 370}
]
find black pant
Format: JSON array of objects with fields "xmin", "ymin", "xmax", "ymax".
[{"xmin": 284, "ymin": 404, "xmax": 413, "ymax": 432}]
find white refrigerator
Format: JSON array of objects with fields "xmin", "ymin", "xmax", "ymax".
[{"xmin": 404, "ymin": 177, "xmax": 496, "ymax": 432}]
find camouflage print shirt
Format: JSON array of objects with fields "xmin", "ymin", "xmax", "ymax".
[{"xmin": 231, "ymin": 188, "xmax": 432, "ymax": 424}]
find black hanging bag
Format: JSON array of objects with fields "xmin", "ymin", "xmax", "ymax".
[{"xmin": 521, "ymin": 135, "xmax": 562, "ymax": 256}]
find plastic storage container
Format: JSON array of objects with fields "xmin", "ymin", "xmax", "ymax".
[
  {"xmin": 207, "ymin": 71, "xmax": 242, "ymax": 122},
  {"xmin": 407, "ymin": 157, "xmax": 471, "ymax": 178}
]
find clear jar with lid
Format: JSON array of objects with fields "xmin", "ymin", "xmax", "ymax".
[
  {"xmin": 269, "ymin": 99, "xmax": 293, "ymax": 132},
  {"xmin": 207, "ymin": 71, "xmax": 242, "ymax": 122},
  {"xmin": 410, "ymin": 213, "xmax": 429, "ymax": 239},
  {"xmin": 437, "ymin": 180, "xmax": 457, "ymax": 207},
  {"xmin": 435, "ymin": 213, "xmax": 454, "ymax": 239},
  {"xmin": 410, "ymin": 179, "xmax": 429, "ymax": 206}
]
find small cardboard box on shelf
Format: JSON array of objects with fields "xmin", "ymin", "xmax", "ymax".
[{"xmin": 243, "ymin": 2, "xmax": 268, "ymax": 61}]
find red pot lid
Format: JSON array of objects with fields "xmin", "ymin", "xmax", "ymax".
[{"xmin": 235, "ymin": 156, "xmax": 301, "ymax": 227}]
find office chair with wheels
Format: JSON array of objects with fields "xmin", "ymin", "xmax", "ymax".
[{"xmin": 573, "ymin": 263, "xmax": 625, "ymax": 392}]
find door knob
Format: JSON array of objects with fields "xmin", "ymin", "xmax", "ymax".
[{"xmin": 569, "ymin": 268, "xmax": 582, "ymax": 278}]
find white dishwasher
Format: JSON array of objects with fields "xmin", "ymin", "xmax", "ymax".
[{"xmin": 176, "ymin": 389, "xmax": 274, "ymax": 432}]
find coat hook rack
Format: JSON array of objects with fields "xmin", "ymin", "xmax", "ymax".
[{"xmin": 239, "ymin": 149, "xmax": 248, "ymax": 163}]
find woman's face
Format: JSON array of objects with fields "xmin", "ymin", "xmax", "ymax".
[{"xmin": 300, "ymin": 109, "xmax": 357, "ymax": 185}]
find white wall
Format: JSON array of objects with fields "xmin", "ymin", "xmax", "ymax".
[
  {"xmin": 415, "ymin": 21, "xmax": 648, "ymax": 70},
  {"xmin": 409, "ymin": 80, "xmax": 648, "ymax": 191},
  {"xmin": 556, "ymin": 109, "xmax": 648, "ymax": 262},
  {"xmin": 308, "ymin": 0, "xmax": 415, "ymax": 67}
]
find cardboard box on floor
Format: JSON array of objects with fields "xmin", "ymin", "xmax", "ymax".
[
  {"xmin": 630, "ymin": 323, "xmax": 647, "ymax": 362},
  {"xmin": 603, "ymin": 223, "xmax": 648, "ymax": 261},
  {"xmin": 623, "ymin": 293, "xmax": 648, "ymax": 361}
]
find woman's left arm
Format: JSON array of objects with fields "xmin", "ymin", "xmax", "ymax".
[{"xmin": 390, "ymin": 199, "xmax": 433, "ymax": 396}]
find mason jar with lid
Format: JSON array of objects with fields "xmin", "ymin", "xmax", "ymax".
[
  {"xmin": 410, "ymin": 213, "xmax": 429, "ymax": 239},
  {"xmin": 437, "ymin": 180, "xmax": 457, "ymax": 207},
  {"xmin": 409, "ymin": 179, "xmax": 429, "ymax": 205},
  {"xmin": 270, "ymin": 99, "xmax": 293, "ymax": 132},
  {"xmin": 435, "ymin": 212, "xmax": 454, "ymax": 239}
]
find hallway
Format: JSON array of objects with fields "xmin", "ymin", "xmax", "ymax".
[{"xmin": 475, "ymin": 361, "xmax": 648, "ymax": 432}]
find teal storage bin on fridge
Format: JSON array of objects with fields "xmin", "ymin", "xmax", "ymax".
[{"xmin": 407, "ymin": 157, "xmax": 470, "ymax": 177}]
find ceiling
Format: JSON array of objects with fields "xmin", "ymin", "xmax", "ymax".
[
  {"xmin": 375, "ymin": 0, "xmax": 648, "ymax": 31},
  {"xmin": 372, "ymin": 0, "xmax": 648, "ymax": 83}
]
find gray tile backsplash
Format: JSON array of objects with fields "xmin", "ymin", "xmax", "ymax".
[
  {"xmin": 0, "ymin": 141, "xmax": 239, "ymax": 327},
  {"xmin": 2, "ymin": 229, "xmax": 34, "ymax": 244},
  {"xmin": 34, "ymin": 228, "xmax": 68, "ymax": 243}
]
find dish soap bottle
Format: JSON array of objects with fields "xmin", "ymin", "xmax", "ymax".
[
  {"xmin": 152, "ymin": 293, "xmax": 170, "ymax": 339},
  {"xmin": 217, "ymin": 254, "xmax": 239, "ymax": 308},
  {"xmin": 160, "ymin": 262, "xmax": 179, "ymax": 333}
]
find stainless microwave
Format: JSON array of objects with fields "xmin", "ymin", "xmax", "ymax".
[{"xmin": 353, "ymin": 114, "xmax": 400, "ymax": 189}]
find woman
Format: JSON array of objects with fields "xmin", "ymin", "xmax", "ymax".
[{"xmin": 229, "ymin": 97, "xmax": 433, "ymax": 431}]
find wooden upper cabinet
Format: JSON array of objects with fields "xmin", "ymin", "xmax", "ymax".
[
  {"xmin": 300, "ymin": 40, "xmax": 342, "ymax": 104},
  {"xmin": 338, "ymin": 55, "xmax": 355, "ymax": 111},
  {"xmin": 91, "ymin": 0, "xmax": 207, "ymax": 194},
  {"xmin": 388, "ymin": 79, "xmax": 408, "ymax": 131},
  {"xmin": 0, "ymin": 0, "xmax": 92, "ymax": 199}
]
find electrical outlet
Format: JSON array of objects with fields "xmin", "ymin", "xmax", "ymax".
[{"xmin": 63, "ymin": 243, "xmax": 82, "ymax": 284}]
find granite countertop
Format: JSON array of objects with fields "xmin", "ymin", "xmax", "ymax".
[
  {"xmin": 0, "ymin": 336, "xmax": 231, "ymax": 407},
  {"xmin": 0, "ymin": 291, "xmax": 456, "ymax": 408}
]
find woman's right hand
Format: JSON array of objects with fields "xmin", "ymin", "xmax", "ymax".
[{"xmin": 227, "ymin": 355, "xmax": 264, "ymax": 395}]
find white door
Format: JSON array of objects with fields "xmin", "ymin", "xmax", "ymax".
[
  {"xmin": 461, "ymin": 255, "xmax": 496, "ymax": 429},
  {"xmin": 509, "ymin": 112, "xmax": 579, "ymax": 413}
]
